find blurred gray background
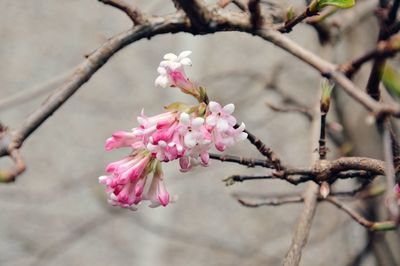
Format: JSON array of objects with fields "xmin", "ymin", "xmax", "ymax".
[{"xmin": 0, "ymin": 1, "xmax": 397, "ymax": 265}]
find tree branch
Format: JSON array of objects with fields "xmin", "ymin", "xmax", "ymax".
[
  {"xmin": 326, "ymin": 196, "xmax": 396, "ymax": 231},
  {"xmin": 278, "ymin": 4, "xmax": 318, "ymax": 33},
  {"xmin": 248, "ymin": 0, "xmax": 262, "ymax": 28},
  {"xmin": 283, "ymin": 183, "xmax": 319, "ymax": 266},
  {"xmin": 99, "ymin": 0, "xmax": 146, "ymax": 25},
  {"xmin": 174, "ymin": 0, "xmax": 211, "ymax": 30},
  {"xmin": 340, "ymin": 34, "xmax": 400, "ymax": 77},
  {"xmin": 209, "ymin": 153, "xmax": 275, "ymax": 169}
]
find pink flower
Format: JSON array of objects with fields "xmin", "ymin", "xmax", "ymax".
[
  {"xmin": 105, "ymin": 131, "xmax": 144, "ymax": 151},
  {"xmin": 143, "ymin": 161, "xmax": 171, "ymax": 207},
  {"xmin": 178, "ymin": 113, "xmax": 212, "ymax": 171},
  {"xmin": 155, "ymin": 51, "xmax": 202, "ymax": 100},
  {"xmin": 205, "ymin": 101, "xmax": 247, "ymax": 151},
  {"xmin": 99, "ymin": 151, "xmax": 153, "ymax": 209},
  {"xmin": 155, "ymin": 51, "xmax": 193, "ymax": 89},
  {"xmin": 100, "ymin": 50, "xmax": 251, "ymax": 210},
  {"xmin": 146, "ymin": 113, "xmax": 185, "ymax": 162}
]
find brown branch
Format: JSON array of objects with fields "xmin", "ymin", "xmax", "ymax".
[
  {"xmin": 218, "ymin": 0, "xmax": 247, "ymax": 11},
  {"xmin": 283, "ymin": 101, "xmax": 320, "ymax": 266},
  {"xmin": 2, "ymin": 4, "xmax": 399, "ymax": 182},
  {"xmin": 234, "ymin": 193, "xmax": 396, "ymax": 231},
  {"xmin": 365, "ymin": 2, "xmax": 400, "ymax": 101},
  {"xmin": 0, "ymin": 12, "xmax": 189, "ymax": 181},
  {"xmin": 0, "ymin": 149, "xmax": 26, "ymax": 183},
  {"xmin": 237, "ymin": 195, "xmax": 304, "ymax": 207},
  {"xmin": 242, "ymin": 128, "xmax": 282, "ymax": 170},
  {"xmin": 254, "ymin": 28, "xmax": 400, "ymax": 117},
  {"xmin": 99, "ymin": 0, "xmax": 146, "ymax": 25},
  {"xmin": 278, "ymin": 5, "xmax": 318, "ymax": 33},
  {"xmin": 248, "ymin": 0, "xmax": 262, "ymax": 28},
  {"xmin": 212, "ymin": 152, "xmax": 386, "ymax": 185},
  {"xmin": 174, "ymin": 0, "xmax": 211, "ymax": 30},
  {"xmin": 209, "ymin": 153, "xmax": 275, "ymax": 169},
  {"xmin": 283, "ymin": 183, "xmax": 319, "ymax": 266},
  {"xmin": 340, "ymin": 35, "xmax": 400, "ymax": 77},
  {"xmin": 326, "ymin": 196, "xmax": 396, "ymax": 231},
  {"xmin": 223, "ymin": 174, "xmax": 313, "ymax": 186},
  {"xmin": 266, "ymin": 101, "xmax": 313, "ymax": 121},
  {"xmin": 381, "ymin": 121, "xmax": 400, "ymax": 222}
]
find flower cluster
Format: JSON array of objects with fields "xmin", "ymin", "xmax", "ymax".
[{"xmin": 99, "ymin": 51, "xmax": 247, "ymax": 210}]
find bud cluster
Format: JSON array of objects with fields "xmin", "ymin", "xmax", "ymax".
[{"xmin": 99, "ymin": 51, "xmax": 247, "ymax": 210}]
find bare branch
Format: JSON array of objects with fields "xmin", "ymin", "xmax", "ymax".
[
  {"xmin": 381, "ymin": 121, "xmax": 400, "ymax": 221},
  {"xmin": 99, "ymin": 0, "xmax": 147, "ymax": 25},
  {"xmin": 278, "ymin": 4, "xmax": 318, "ymax": 33},
  {"xmin": 2, "ymin": 4, "xmax": 399, "ymax": 183},
  {"xmin": 326, "ymin": 196, "xmax": 396, "ymax": 231},
  {"xmin": 340, "ymin": 34, "xmax": 400, "ymax": 77},
  {"xmin": 266, "ymin": 101, "xmax": 313, "ymax": 121},
  {"xmin": 254, "ymin": 28, "xmax": 400, "ymax": 117},
  {"xmin": 223, "ymin": 174, "xmax": 313, "ymax": 186},
  {"xmin": 243, "ymin": 128, "xmax": 282, "ymax": 170},
  {"xmin": 248, "ymin": 0, "xmax": 262, "ymax": 28},
  {"xmin": 283, "ymin": 183, "xmax": 319, "ymax": 266},
  {"xmin": 0, "ymin": 149, "xmax": 26, "ymax": 183},
  {"xmin": 283, "ymin": 100, "xmax": 320, "ymax": 266},
  {"xmin": 218, "ymin": 0, "xmax": 247, "ymax": 11},
  {"xmin": 237, "ymin": 195, "xmax": 304, "ymax": 207},
  {"xmin": 174, "ymin": 0, "xmax": 211, "ymax": 30},
  {"xmin": 209, "ymin": 153, "xmax": 275, "ymax": 169}
]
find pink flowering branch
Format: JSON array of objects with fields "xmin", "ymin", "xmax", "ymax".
[
  {"xmin": 0, "ymin": 1, "xmax": 398, "ymax": 265},
  {"xmin": 1, "ymin": 0, "xmax": 399, "ymax": 167}
]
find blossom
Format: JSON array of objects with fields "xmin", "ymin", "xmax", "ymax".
[
  {"xmin": 155, "ymin": 51, "xmax": 192, "ymax": 89},
  {"xmin": 99, "ymin": 51, "xmax": 249, "ymax": 210},
  {"xmin": 143, "ymin": 161, "xmax": 171, "ymax": 207},
  {"xmin": 99, "ymin": 151, "xmax": 153, "ymax": 209},
  {"xmin": 178, "ymin": 113, "xmax": 212, "ymax": 172},
  {"xmin": 105, "ymin": 131, "xmax": 144, "ymax": 151},
  {"xmin": 206, "ymin": 101, "xmax": 248, "ymax": 151}
]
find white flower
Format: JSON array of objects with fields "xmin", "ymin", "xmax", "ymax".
[
  {"xmin": 155, "ymin": 51, "xmax": 192, "ymax": 88},
  {"xmin": 205, "ymin": 101, "xmax": 248, "ymax": 152}
]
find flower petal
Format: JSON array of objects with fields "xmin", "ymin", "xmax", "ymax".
[
  {"xmin": 223, "ymin": 103, "xmax": 235, "ymax": 114},
  {"xmin": 178, "ymin": 50, "xmax": 192, "ymax": 59},
  {"xmin": 180, "ymin": 57, "xmax": 192, "ymax": 66},
  {"xmin": 208, "ymin": 101, "xmax": 220, "ymax": 113},
  {"xmin": 163, "ymin": 53, "xmax": 178, "ymax": 61}
]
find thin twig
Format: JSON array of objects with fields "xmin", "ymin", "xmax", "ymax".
[
  {"xmin": 278, "ymin": 4, "xmax": 318, "ymax": 33},
  {"xmin": 99, "ymin": 0, "xmax": 146, "ymax": 25},
  {"xmin": 0, "ymin": 149, "xmax": 26, "ymax": 183},
  {"xmin": 340, "ymin": 34, "xmax": 400, "ymax": 77},
  {"xmin": 223, "ymin": 174, "xmax": 313, "ymax": 186},
  {"xmin": 209, "ymin": 153, "xmax": 275, "ymax": 169},
  {"xmin": 326, "ymin": 196, "xmax": 396, "ymax": 231},
  {"xmin": 237, "ymin": 195, "xmax": 304, "ymax": 207}
]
